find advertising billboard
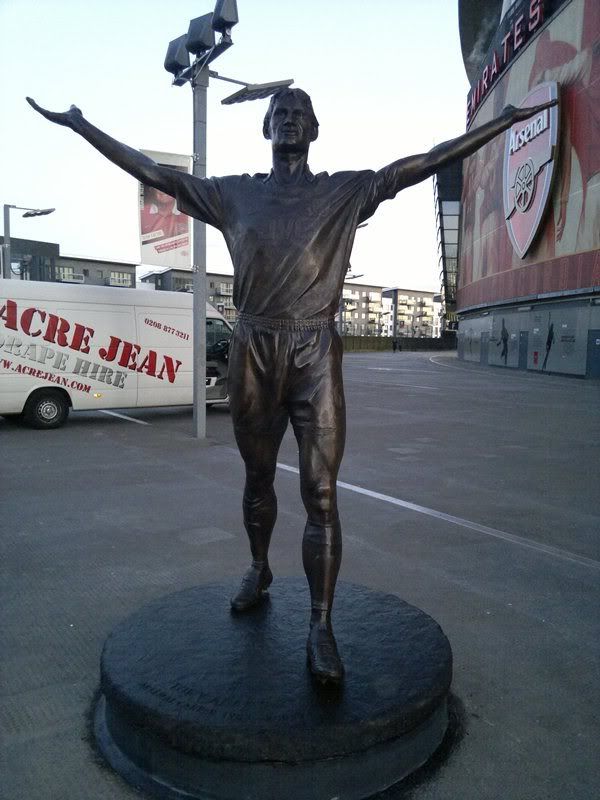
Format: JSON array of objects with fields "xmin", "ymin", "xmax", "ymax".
[{"xmin": 139, "ymin": 150, "xmax": 192, "ymax": 270}]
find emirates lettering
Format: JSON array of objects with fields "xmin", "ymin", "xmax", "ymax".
[
  {"xmin": 466, "ymin": 0, "xmax": 545, "ymax": 126},
  {"xmin": 509, "ymin": 109, "xmax": 549, "ymax": 155}
]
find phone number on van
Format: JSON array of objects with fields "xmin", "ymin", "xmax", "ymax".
[{"xmin": 144, "ymin": 318, "xmax": 190, "ymax": 341}]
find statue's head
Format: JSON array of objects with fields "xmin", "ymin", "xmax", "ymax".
[{"xmin": 263, "ymin": 88, "xmax": 319, "ymax": 153}]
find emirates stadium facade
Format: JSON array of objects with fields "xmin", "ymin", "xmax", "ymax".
[{"xmin": 448, "ymin": 0, "xmax": 599, "ymax": 376}]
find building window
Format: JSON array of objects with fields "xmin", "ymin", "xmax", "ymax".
[
  {"xmin": 109, "ymin": 271, "xmax": 133, "ymax": 287},
  {"xmin": 174, "ymin": 276, "xmax": 192, "ymax": 291},
  {"xmin": 56, "ymin": 266, "xmax": 74, "ymax": 282}
]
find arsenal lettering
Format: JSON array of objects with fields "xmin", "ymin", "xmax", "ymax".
[
  {"xmin": 503, "ymin": 83, "xmax": 560, "ymax": 258},
  {"xmin": 508, "ymin": 109, "xmax": 549, "ymax": 155}
]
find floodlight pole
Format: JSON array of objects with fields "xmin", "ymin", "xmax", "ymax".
[
  {"xmin": 2, "ymin": 205, "xmax": 12, "ymax": 280},
  {"xmin": 165, "ymin": 3, "xmax": 291, "ymax": 439},
  {"xmin": 192, "ymin": 65, "xmax": 209, "ymax": 439}
]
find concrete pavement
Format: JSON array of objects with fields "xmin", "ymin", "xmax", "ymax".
[{"xmin": 2, "ymin": 351, "xmax": 599, "ymax": 799}]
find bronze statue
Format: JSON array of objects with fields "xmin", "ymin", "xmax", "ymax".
[{"xmin": 27, "ymin": 89, "xmax": 556, "ymax": 684}]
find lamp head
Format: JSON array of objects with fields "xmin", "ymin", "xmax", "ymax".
[
  {"xmin": 22, "ymin": 208, "xmax": 55, "ymax": 218},
  {"xmin": 164, "ymin": 35, "xmax": 190, "ymax": 75},
  {"xmin": 186, "ymin": 13, "xmax": 216, "ymax": 55},
  {"xmin": 212, "ymin": 0, "xmax": 238, "ymax": 34}
]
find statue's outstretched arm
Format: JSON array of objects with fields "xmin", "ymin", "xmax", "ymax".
[
  {"xmin": 380, "ymin": 99, "xmax": 558, "ymax": 192},
  {"xmin": 26, "ymin": 98, "xmax": 184, "ymax": 197}
]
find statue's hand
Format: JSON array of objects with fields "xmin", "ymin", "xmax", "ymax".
[
  {"xmin": 26, "ymin": 97, "xmax": 84, "ymax": 128},
  {"xmin": 501, "ymin": 98, "xmax": 558, "ymax": 125}
]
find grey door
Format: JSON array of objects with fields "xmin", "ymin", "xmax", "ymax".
[
  {"xmin": 586, "ymin": 330, "xmax": 600, "ymax": 378},
  {"xmin": 518, "ymin": 330, "xmax": 528, "ymax": 370},
  {"xmin": 480, "ymin": 332, "xmax": 489, "ymax": 365}
]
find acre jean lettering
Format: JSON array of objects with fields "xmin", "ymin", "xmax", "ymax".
[
  {"xmin": 0, "ymin": 298, "xmax": 182, "ymax": 385},
  {"xmin": 0, "ymin": 335, "xmax": 128, "ymax": 389},
  {"xmin": 99, "ymin": 336, "xmax": 182, "ymax": 383},
  {"xmin": 1, "ymin": 356, "xmax": 92, "ymax": 394}
]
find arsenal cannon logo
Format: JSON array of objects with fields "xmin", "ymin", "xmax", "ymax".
[{"xmin": 503, "ymin": 83, "xmax": 560, "ymax": 258}]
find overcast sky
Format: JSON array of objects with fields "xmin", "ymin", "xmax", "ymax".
[{"xmin": 0, "ymin": 0, "xmax": 470, "ymax": 291}]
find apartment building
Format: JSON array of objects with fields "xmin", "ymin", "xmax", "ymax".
[
  {"xmin": 382, "ymin": 288, "xmax": 441, "ymax": 338},
  {"xmin": 206, "ymin": 273, "xmax": 236, "ymax": 322},
  {"xmin": 54, "ymin": 254, "xmax": 136, "ymax": 288},
  {"xmin": 340, "ymin": 282, "xmax": 386, "ymax": 335},
  {"xmin": 0, "ymin": 237, "xmax": 137, "ymax": 288},
  {"xmin": 140, "ymin": 268, "xmax": 237, "ymax": 322},
  {"xmin": 141, "ymin": 268, "xmax": 443, "ymax": 337}
]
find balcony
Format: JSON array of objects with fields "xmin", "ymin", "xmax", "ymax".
[
  {"xmin": 105, "ymin": 275, "xmax": 134, "ymax": 288},
  {"xmin": 58, "ymin": 272, "xmax": 85, "ymax": 283}
]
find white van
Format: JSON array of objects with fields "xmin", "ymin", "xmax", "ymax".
[{"xmin": 0, "ymin": 280, "xmax": 233, "ymax": 428}]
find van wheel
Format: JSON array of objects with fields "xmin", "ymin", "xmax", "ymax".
[{"xmin": 23, "ymin": 389, "xmax": 69, "ymax": 429}]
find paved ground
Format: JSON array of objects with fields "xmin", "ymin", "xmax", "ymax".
[{"xmin": 2, "ymin": 351, "xmax": 599, "ymax": 800}]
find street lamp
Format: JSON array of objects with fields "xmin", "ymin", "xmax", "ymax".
[
  {"xmin": 338, "ymin": 222, "xmax": 367, "ymax": 334},
  {"xmin": 164, "ymin": 1, "xmax": 294, "ymax": 439},
  {"xmin": 2, "ymin": 204, "xmax": 55, "ymax": 279},
  {"xmin": 338, "ymin": 270, "xmax": 364, "ymax": 334}
]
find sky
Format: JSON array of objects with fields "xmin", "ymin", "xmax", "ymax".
[{"xmin": 0, "ymin": 0, "xmax": 470, "ymax": 292}]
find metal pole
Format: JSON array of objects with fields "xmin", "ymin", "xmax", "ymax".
[
  {"xmin": 392, "ymin": 289, "xmax": 398, "ymax": 342},
  {"xmin": 2, "ymin": 205, "xmax": 12, "ymax": 279},
  {"xmin": 191, "ymin": 65, "xmax": 209, "ymax": 439}
]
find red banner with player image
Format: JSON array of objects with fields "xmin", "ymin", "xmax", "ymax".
[{"xmin": 139, "ymin": 150, "xmax": 192, "ymax": 270}]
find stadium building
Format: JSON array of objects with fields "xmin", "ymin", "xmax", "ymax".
[{"xmin": 442, "ymin": 0, "xmax": 599, "ymax": 376}]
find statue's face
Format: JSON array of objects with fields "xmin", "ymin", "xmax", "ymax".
[{"xmin": 267, "ymin": 96, "xmax": 316, "ymax": 153}]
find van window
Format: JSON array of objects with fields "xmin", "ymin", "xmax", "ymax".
[{"xmin": 206, "ymin": 318, "xmax": 232, "ymax": 347}]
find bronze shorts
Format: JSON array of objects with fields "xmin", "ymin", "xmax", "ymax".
[{"xmin": 228, "ymin": 315, "xmax": 346, "ymax": 437}]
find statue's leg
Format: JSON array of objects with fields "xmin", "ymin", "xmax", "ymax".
[
  {"xmin": 289, "ymin": 328, "xmax": 346, "ymax": 682},
  {"xmin": 230, "ymin": 425, "xmax": 286, "ymax": 611},
  {"xmin": 228, "ymin": 321, "xmax": 288, "ymax": 612},
  {"xmin": 298, "ymin": 429, "xmax": 345, "ymax": 682}
]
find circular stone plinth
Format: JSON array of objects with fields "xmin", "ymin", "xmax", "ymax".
[{"xmin": 94, "ymin": 579, "xmax": 452, "ymax": 800}]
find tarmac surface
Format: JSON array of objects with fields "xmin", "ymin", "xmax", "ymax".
[{"xmin": 2, "ymin": 350, "xmax": 599, "ymax": 800}]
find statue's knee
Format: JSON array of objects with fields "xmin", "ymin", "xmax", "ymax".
[
  {"xmin": 244, "ymin": 472, "xmax": 275, "ymax": 508},
  {"xmin": 304, "ymin": 481, "xmax": 337, "ymax": 522}
]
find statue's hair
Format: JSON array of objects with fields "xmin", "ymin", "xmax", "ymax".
[{"xmin": 262, "ymin": 88, "xmax": 319, "ymax": 140}]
